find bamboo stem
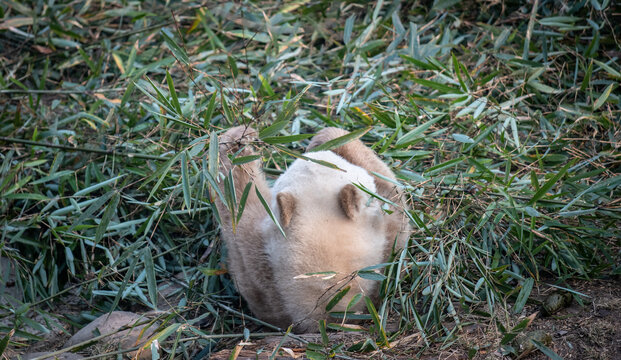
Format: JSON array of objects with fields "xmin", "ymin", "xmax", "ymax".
[{"xmin": 0, "ymin": 136, "xmax": 170, "ymax": 161}]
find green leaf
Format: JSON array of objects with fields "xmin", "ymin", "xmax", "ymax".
[
  {"xmin": 208, "ymin": 130, "xmax": 219, "ymax": 179},
  {"xmin": 272, "ymin": 145, "xmax": 343, "ymax": 171},
  {"xmin": 532, "ymin": 340, "xmax": 563, "ymax": 360},
  {"xmin": 528, "ymin": 161, "xmax": 574, "ymax": 205},
  {"xmin": 77, "ymin": 47, "xmax": 97, "ymax": 75},
  {"xmin": 580, "ymin": 61, "xmax": 593, "ymax": 91},
  {"xmin": 142, "ymin": 323, "xmax": 181, "ymax": 350},
  {"xmin": 259, "ymin": 120, "xmax": 290, "ymax": 139},
  {"xmin": 161, "ymin": 29, "xmax": 189, "ymax": 65},
  {"xmin": 232, "ymin": 155, "xmax": 261, "ymax": 165},
  {"xmin": 142, "ymin": 247, "xmax": 158, "ymax": 309},
  {"xmin": 258, "ymin": 73, "xmax": 275, "ymax": 97},
  {"xmin": 513, "ymin": 278, "xmax": 534, "ymax": 314},
  {"xmin": 593, "ymin": 83, "xmax": 616, "ymax": 110},
  {"xmin": 346, "ymin": 294, "xmax": 363, "ymax": 313},
  {"xmin": 145, "ymin": 153, "xmax": 182, "ymax": 200},
  {"xmin": 260, "ymin": 86, "xmax": 310, "ymax": 138},
  {"xmin": 357, "ymin": 270, "xmax": 387, "ymax": 281},
  {"xmin": 74, "ymin": 175, "xmax": 124, "ymax": 196},
  {"xmin": 452, "ymin": 133, "xmax": 474, "ymax": 143},
  {"xmin": 325, "ymin": 286, "xmax": 350, "ymax": 311},
  {"xmin": 395, "ymin": 117, "xmax": 442, "ymax": 145},
  {"xmin": 30, "ymin": 170, "xmax": 74, "ymax": 185},
  {"xmin": 4, "ymin": 193, "xmax": 49, "ymax": 201},
  {"xmin": 236, "ymin": 182, "xmax": 252, "ymax": 223},
  {"xmin": 527, "ymin": 80, "xmax": 560, "ymax": 94},
  {"xmin": 220, "ymin": 92, "xmax": 234, "ymax": 125},
  {"xmin": 464, "ymin": 122, "xmax": 500, "ymax": 152},
  {"xmin": 593, "ymin": 60, "xmax": 621, "ymax": 79},
  {"xmin": 227, "ymin": 56, "xmax": 239, "ymax": 78},
  {"xmin": 424, "ymin": 156, "xmax": 466, "ymax": 176},
  {"xmin": 399, "ymin": 55, "xmax": 440, "ymax": 70},
  {"xmin": 0, "ymin": 329, "xmax": 14, "ymax": 355},
  {"xmin": 223, "ymin": 170, "xmax": 237, "ymax": 224},
  {"xmin": 305, "ymin": 350, "xmax": 327, "ymax": 360},
  {"xmin": 68, "ymin": 190, "xmax": 115, "ymax": 231},
  {"xmin": 500, "ymin": 317, "xmax": 532, "ymax": 345},
  {"xmin": 262, "ymin": 134, "xmax": 314, "ymax": 144},
  {"xmin": 343, "ymin": 15, "xmax": 355, "ymax": 45},
  {"xmin": 166, "ymin": 69, "xmax": 182, "ymax": 114},
  {"xmin": 410, "ymin": 77, "xmax": 462, "ymax": 94},
  {"xmin": 180, "ymin": 152, "xmax": 192, "ymax": 210},
  {"xmin": 319, "ymin": 320, "xmax": 329, "ymax": 346},
  {"xmin": 255, "ymin": 186, "xmax": 286, "ymax": 238},
  {"xmin": 365, "ymin": 296, "xmax": 388, "ymax": 346},
  {"xmin": 433, "ymin": 0, "xmax": 460, "ymax": 10},
  {"xmin": 94, "ymin": 192, "xmax": 120, "ymax": 244},
  {"xmin": 110, "ymin": 253, "xmax": 139, "ymax": 312},
  {"xmin": 203, "ymin": 92, "xmax": 218, "ymax": 128}
]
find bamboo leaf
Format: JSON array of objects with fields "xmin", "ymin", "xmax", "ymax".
[
  {"xmin": 395, "ymin": 117, "xmax": 442, "ymax": 145},
  {"xmin": 181, "ymin": 151, "xmax": 192, "ymax": 210},
  {"xmin": 593, "ymin": 83, "xmax": 616, "ymax": 110},
  {"xmin": 142, "ymin": 247, "xmax": 158, "ymax": 308},
  {"xmin": 424, "ymin": 156, "xmax": 466, "ymax": 176},
  {"xmin": 532, "ymin": 340, "xmax": 563, "ymax": 360},
  {"xmin": 410, "ymin": 77, "xmax": 462, "ymax": 94},
  {"xmin": 203, "ymin": 92, "xmax": 218, "ymax": 128},
  {"xmin": 74, "ymin": 175, "xmax": 124, "ymax": 196},
  {"xmin": 255, "ymin": 186, "xmax": 285, "ymax": 238},
  {"xmin": 326, "ymin": 286, "xmax": 350, "ymax": 311},
  {"xmin": 236, "ymin": 182, "xmax": 252, "ymax": 223},
  {"xmin": 513, "ymin": 278, "xmax": 534, "ymax": 314},
  {"xmin": 528, "ymin": 161, "xmax": 574, "ymax": 205},
  {"xmin": 262, "ymin": 134, "xmax": 314, "ymax": 144},
  {"xmin": 161, "ymin": 29, "xmax": 189, "ymax": 65},
  {"xmin": 68, "ymin": 190, "xmax": 115, "ymax": 231},
  {"xmin": 365, "ymin": 296, "xmax": 388, "ymax": 346},
  {"xmin": 94, "ymin": 192, "xmax": 120, "ymax": 244},
  {"xmin": 166, "ymin": 69, "xmax": 182, "ymax": 114}
]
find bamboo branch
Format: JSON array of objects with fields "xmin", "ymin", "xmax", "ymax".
[
  {"xmin": 0, "ymin": 89, "xmax": 125, "ymax": 94},
  {"xmin": 0, "ymin": 136, "xmax": 170, "ymax": 161}
]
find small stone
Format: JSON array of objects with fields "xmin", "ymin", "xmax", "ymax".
[
  {"xmin": 543, "ymin": 292, "xmax": 572, "ymax": 315},
  {"xmin": 513, "ymin": 330, "xmax": 552, "ymax": 357}
]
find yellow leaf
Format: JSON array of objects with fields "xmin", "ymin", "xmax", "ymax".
[
  {"xmin": 112, "ymin": 53, "xmax": 125, "ymax": 74},
  {"xmin": 0, "ymin": 17, "xmax": 34, "ymax": 30}
]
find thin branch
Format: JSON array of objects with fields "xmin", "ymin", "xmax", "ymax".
[
  {"xmin": 0, "ymin": 89, "xmax": 125, "ymax": 94},
  {"xmin": 0, "ymin": 137, "xmax": 170, "ymax": 161}
]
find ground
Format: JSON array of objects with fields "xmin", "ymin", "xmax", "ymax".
[
  {"xmin": 13, "ymin": 279, "xmax": 614, "ymax": 359},
  {"xmin": 207, "ymin": 279, "xmax": 621, "ymax": 359}
]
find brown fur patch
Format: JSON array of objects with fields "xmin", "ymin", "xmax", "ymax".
[
  {"xmin": 338, "ymin": 184, "xmax": 360, "ymax": 220},
  {"xmin": 276, "ymin": 192, "xmax": 296, "ymax": 227}
]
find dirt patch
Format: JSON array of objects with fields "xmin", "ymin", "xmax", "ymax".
[{"xmin": 521, "ymin": 278, "xmax": 621, "ymax": 360}]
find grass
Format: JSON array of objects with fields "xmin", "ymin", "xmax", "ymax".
[{"xmin": 0, "ymin": 0, "xmax": 619, "ymax": 358}]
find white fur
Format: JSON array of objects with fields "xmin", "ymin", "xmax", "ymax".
[{"xmin": 263, "ymin": 151, "xmax": 388, "ymax": 329}]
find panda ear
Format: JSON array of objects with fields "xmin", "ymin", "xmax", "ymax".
[
  {"xmin": 276, "ymin": 192, "xmax": 296, "ymax": 227},
  {"xmin": 338, "ymin": 184, "xmax": 361, "ymax": 220}
]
